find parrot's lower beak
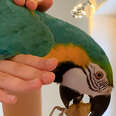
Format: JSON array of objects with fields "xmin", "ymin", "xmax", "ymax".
[
  {"xmin": 59, "ymin": 85, "xmax": 83, "ymax": 108},
  {"xmin": 90, "ymin": 95, "xmax": 111, "ymax": 116},
  {"xmin": 60, "ymin": 85, "xmax": 111, "ymax": 116}
]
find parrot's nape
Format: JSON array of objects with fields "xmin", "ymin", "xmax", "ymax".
[{"xmin": 0, "ymin": 0, "xmax": 113, "ymax": 116}]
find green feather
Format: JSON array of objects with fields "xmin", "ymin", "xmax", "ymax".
[
  {"xmin": 0, "ymin": 0, "xmax": 54, "ymax": 59},
  {"xmin": 37, "ymin": 12, "xmax": 113, "ymax": 86}
]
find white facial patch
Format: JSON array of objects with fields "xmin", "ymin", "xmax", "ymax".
[
  {"xmin": 61, "ymin": 65, "xmax": 112, "ymax": 97},
  {"xmin": 61, "ymin": 68, "xmax": 96, "ymax": 96},
  {"xmin": 61, "ymin": 68, "xmax": 87, "ymax": 92}
]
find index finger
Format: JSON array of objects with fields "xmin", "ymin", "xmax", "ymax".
[{"xmin": 11, "ymin": 54, "xmax": 58, "ymax": 71}]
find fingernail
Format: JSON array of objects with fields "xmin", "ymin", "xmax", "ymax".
[
  {"xmin": 42, "ymin": 72, "xmax": 55, "ymax": 84},
  {"xmin": 8, "ymin": 96, "xmax": 17, "ymax": 104}
]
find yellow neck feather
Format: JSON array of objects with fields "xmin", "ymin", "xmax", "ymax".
[{"xmin": 44, "ymin": 44, "xmax": 90, "ymax": 67}]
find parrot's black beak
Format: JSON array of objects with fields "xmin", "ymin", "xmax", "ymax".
[
  {"xmin": 60, "ymin": 85, "xmax": 111, "ymax": 116},
  {"xmin": 90, "ymin": 95, "xmax": 111, "ymax": 116},
  {"xmin": 59, "ymin": 85, "xmax": 83, "ymax": 108}
]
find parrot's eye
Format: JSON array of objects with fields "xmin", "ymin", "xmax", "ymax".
[{"xmin": 95, "ymin": 71, "xmax": 104, "ymax": 80}]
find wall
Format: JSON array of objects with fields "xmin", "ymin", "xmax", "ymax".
[{"xmin": 47, "ymin": 0, "xmax": 89, "ymax": 33}]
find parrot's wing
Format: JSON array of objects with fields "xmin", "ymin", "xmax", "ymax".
[{"xmin": 0, "ymin": 0, "xmax": 54, "ymax": 60}]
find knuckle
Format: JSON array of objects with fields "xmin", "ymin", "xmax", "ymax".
[
  {"xmin": 32, "ymin": 82, "xmax": 42, "ymax": 89},
  {"xmin": 31, "ymin": 70, "xmax": 42, "ymax": 79},
  {"xmin": 13, "ymin": 63, "xmax": 22, "ymax": 71},
  {"xmin": 24, "ymin": 55, "xmax": 41, "ymax": 64},
  {"xmin": 0, "ymin": 72, "xmax": 8, "ymax": 83},
  {"xmin": 26, "ymin": 80, "xmax": 42, "ymax": 91}
]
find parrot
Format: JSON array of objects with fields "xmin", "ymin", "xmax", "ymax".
[
  {"xmin": 37, "ymin": 12, "xmax": 113, "ymax": 116},
  {"xmin": 0, "ymin": 0, "xmax": 113, "ymax": 116}
]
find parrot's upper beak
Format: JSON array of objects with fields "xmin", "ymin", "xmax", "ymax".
[
  {"xmin": 90, "ymin": 95, "xmax": 111, "ymax": 116},
  {"xmin": 59, "ymin": 85, "xmax": 83, "ymax": 108}
]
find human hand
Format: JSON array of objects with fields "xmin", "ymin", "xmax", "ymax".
[
  {"xmin": 0, "ymin": 54, "xmax": 57, "ymax": 104},
  {"xmin": 13, "ymin": 0, "xmax": 53, "ymax": 11}
]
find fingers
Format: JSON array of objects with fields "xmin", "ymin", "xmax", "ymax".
[
  {"xmin": 0, "ymin": 54, "xmax": 57, "ymax": 104},
  {"xmin": 37, "ymin": 0, "xmax": 53, "ymax": 12},
  {"xmin": 13, "ymin": 0, "xmax": 53, "ymax": 11},
  {"xmin": 11, "ymin": 54, "xmax": 58, "ymax": 71},
  {"xmin": 26, "ymin": 0, "xmax": 39, "ymax": 11},
  {"xmin": 13, "ymin": 0, "xmax": 38, "ymax": 10},
  {"xmin": 0, "ymin": 72, "xmax": 42, "ymax": 92},
  {"xmin": 0, "ymin": 89, "xmax": 17, "ymax": 104},
  {"xmin": 0, "ymin": 60, "xmax": 55, "ymax": 82}
]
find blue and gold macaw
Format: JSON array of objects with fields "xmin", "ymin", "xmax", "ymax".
[{"xmin": 0, "ymin": 0, "xmax": 113, "ymax": 116}]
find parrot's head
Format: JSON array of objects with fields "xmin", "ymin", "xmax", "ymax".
[{"xmin": 45, "ymin": 43, "xmax": 113, "ymax": 116}]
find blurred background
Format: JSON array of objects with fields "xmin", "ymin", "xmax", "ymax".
[{"xmin": 0, "ymin": 0, "xmax": 116, "ymax": 116}]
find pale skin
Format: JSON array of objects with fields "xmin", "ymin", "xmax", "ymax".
[
  {"xmin": 13, "ymin": 0, "xmax": 53, "ymax": 11},
  {"xmin": 2, "ymin": 1, "xmax": 55, "ymax": 116},
  {"xmin": 2, "ymin": 55, "xmax": 57, "ymax": 116},
  {"xmin": 0, "ymin": 54, "xmax": 57, "ymax": 104}
]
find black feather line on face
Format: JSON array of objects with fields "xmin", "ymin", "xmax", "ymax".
[
  {"xmin": 86, "ymin": 67, "xmax": 99, "ymax": 92},
  {"xmin": 53, "ymin": 61, "xmax": 84, "ymax": 83}
]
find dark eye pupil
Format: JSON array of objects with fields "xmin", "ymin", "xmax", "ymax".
[
  {"xmin": 95, "ymin": 71, "xmax": 104, "ymax": 79},
  {"xmin": 97, "ymin": 73, "xmax": 102, "ymax": 77}
]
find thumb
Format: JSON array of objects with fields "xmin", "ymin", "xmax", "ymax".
[{"xmin": 37, "ymin": 0, "xmax": 53, "ymax": 12}]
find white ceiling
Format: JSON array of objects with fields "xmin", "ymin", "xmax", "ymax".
[{"xmin": 96, "ymin": 0, "xmax": 116, "ymax": 15}]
